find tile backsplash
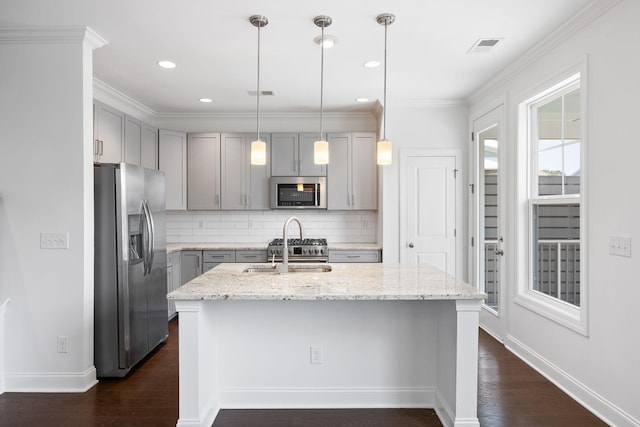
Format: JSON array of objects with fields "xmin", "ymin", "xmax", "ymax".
[{"xmin": 166, "ymin": 210, "xmax": 377, "ymax": 244}]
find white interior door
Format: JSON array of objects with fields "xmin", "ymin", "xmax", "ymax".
[
  {"xmin": 400, "ymin": 152, "xmax": 458, "ymax": 276},
  {"xmin": 472, "ymin": 106, "xmax": 506, "ymax": 341}
]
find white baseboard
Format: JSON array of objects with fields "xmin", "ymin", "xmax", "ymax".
[
  {"xmin": 218, "ymin": 386, "xmax": 436, "ymax": 409},
  {"xmin": 434, "ymin": 389, "xmax": 455, "ymax": 427},
  {"xmin": 506, "ymin": 333, "xmax": 639, "ymax": 427},
  {"xmin": 5, "ymin": 366, "xmax": 98, "ymax": 392}
]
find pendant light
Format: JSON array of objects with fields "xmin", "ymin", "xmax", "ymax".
[
  {"xmin": 376, "ymin": 13, "xmax": 395, "ymax": 165},
  {"xmin": 313, "ymin": 15, "xmax": 332, "ymax": 165},
  {"xmin": 250, "ymin": 15, "xmax": 268, "ymax": 165}
]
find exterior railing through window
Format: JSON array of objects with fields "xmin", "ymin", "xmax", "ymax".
[{"xmin": 535, "ymin": 239, "xmax": 580, "ymax": 306}]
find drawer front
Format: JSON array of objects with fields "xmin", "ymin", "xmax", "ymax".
[
  {"xmin": 203, "ymin": 250, "xmax": 235, "ymax": 263},
  {"xmin": 236, "ymin": 250, "xmax": 268, "ymax": 263},
  {"xmin": 328, "ymin": 250, "xmax": 381, "ymax": 263}
]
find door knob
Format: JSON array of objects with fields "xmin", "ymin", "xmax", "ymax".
[{"xmin": 408, "ymin": 242, "xmax": 414, "ymax": 248}]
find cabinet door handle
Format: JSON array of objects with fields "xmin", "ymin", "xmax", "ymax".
[
  {"xmin": 351, "ymin": 195, "xmax": 355, "ymax": 206},
  {"xmin": 216, "ymin": 194, "xmax": 220, "ymax": 207},
  {"xmin": 246, "ymin": 194, "xmax": 251, "ymax": 208},
  {"xmin": 293, "ymin": 160, "xmax": 298, "ymax": 172},
  {"xmin": 94, "ymin": 140, "xmax": 100, "ymax": 155},
  {"xmin": 100, "ymin": 140, "xmax": 104, "ymax": 155},
  {"xmin": 347, "ymin": 195, "xmax": 351, "ymax": 206},
  {"xmin": 347, "ymin": 255, "xmax": 360, "ymax": 259}
]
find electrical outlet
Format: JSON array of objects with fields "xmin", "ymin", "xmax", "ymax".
[
  {"xmin": 609, "ymin": 236, "xmax": 631, "ymax": 257},
  {"xmin": 57, "ymin": 336, "xmax": 69, "ymax": 353},
  {"xmin": 41, "ymin": 233, "xmax": 69, "ymax": 249},
  {"xmin": 310, "ymin": 346, "xmax": 323, "ymax": 364}
]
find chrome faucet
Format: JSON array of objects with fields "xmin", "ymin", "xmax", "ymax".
[{"xmin": 281, "ymin": 216, "xmax": 303, "ymax": 274}]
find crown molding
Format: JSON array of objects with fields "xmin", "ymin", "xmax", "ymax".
[
  {"xmin": 0, "ymin": 26, "xmax": 107, "ymax": 49},
  {"xmin": 153, "ymin": 111, "xmax": 375, "ymax": 120},
  {"xmin": 93, "ymin": 78, "xmax": 155, "ymax": 121},
  {"xmin": 468, "ymin": 0, "xmax": 622, "ymax": 104},
  {"xmin": 393, "ymin": 99, "xmax": 468, "ymax": 109}
]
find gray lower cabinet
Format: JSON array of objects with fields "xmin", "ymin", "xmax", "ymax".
[
  {"xmin": 167, "ymin": 251, "xmax": 181, "ymax": 319},
  {"xmin": 236, "ymin": 250, "xmax": 268, "ymax": 263},
  {"xmin": 180, "ymin": 250, "xmax": 203, "ymax": 285},
  {"xmin": 203, "ymin": 250, "xmax": 235, "ymax": 272},
  {"xmin": 328, "ymin": 249, "xmax": 381, "ymax": 263}
]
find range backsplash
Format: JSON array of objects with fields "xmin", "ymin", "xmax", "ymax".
[{"xmin": 166, "ymin": 210, "xmax": 377, "ymax": 244}]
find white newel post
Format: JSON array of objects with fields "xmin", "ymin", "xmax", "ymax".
[
  {"xmin": 454, "ymin": 299, "xmax": 482, "ymax": 427},
  {"xmin": 175, "ymin": 300, "xmax": 219, "ymax": 427}
]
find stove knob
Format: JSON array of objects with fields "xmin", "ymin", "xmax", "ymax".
[
  {"xmin": 277, "ymin": 249, "xmax": 282, "ymax": 255},
  {"xmin": 320, "ymin": 249, "xmax": 324, "ymax": 254},
  {"xmin": 303, "ymin": 248, "xmax": 308, "ymax": 255}
]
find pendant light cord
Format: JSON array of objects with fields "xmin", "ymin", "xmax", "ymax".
[
  {"xmin": 319, "ymin": 24, "xmax": 325, "ymax": 140},
  {"xmin": 382, "ymin": 20, "xmax": 388, "ymax": 141},
  {"xmin": 256, "ymin": 23, "xmax": 261, "ymax": 141}
]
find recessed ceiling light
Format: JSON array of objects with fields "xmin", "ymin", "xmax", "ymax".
[
  {"xmin": 157, "ymin": 60, "xmax": 176, "ymax": 69},
  {"xmin": 356, "ymin": 98, "xmax": 369, "ymax": 103},
  {"xmin": 313, "ymin": 35, "xmax": 338, "ymax": 49},
  {"xmin": 199, "ymin": 98, "xmax": 213, "ymax": 103},
  {"xmin": 364, "ymin": 60, "xmax": 381, "ymax": 68}
]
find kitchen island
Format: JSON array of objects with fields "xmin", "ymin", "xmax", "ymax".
[{"xmin": 168, "ymin": 263, "xmax": 485, "ymax": 427}]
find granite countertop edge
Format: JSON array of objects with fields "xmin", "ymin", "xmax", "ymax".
[
  {"xmin": 167, "ymin": 242, "xmax": 382, "ymax": 254},
  {"xmin": 168, "ymin": 263, "xmax": 486, "ymax": 302}
]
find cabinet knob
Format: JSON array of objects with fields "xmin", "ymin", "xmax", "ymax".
[{"xmin": 408, "ymin": 242, "xmax": 414, "ymax": 248}]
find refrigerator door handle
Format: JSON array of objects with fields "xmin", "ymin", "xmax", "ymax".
[
  {"xmin": 141, "ymin": 201, "xmax": 151, "ymax": 275},
  {"xmin": 143, "ymin": 200, "xmax": 155, "ymax": 275}
]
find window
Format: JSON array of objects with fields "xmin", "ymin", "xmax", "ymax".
[{"xmin": 516, "ymin": 71, "xmax": 587, "ymax": 334}]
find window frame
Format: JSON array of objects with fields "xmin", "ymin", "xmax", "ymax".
[{"xmin": 515, "ymin": 67, "xmax": 589, "ymax": 335}]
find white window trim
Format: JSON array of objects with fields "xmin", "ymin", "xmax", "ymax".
[{"xmin": 515, "ymin": 62, "xmax": 589, "ymax": 336}]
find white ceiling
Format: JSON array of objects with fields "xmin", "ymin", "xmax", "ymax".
[{"xmin": 1, "ymin": 0, "xmax": 594, "ymax": 114}]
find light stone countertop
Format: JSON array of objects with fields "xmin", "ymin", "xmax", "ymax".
[
  {"xmin": 168, "ymin": 262, "xmax": 485, "ymax": 301},
  {"xmin": 166, "ymin": 242, "xmax": 382, "ymax": 254}
]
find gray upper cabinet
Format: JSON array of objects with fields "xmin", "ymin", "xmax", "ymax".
[
  {"xmin": 221, "ymin": 133, "xmax": 271, "ymax": 210},
  {"xmin": 93, "ymin": 100, "xmax": 125, "ymax": 164},
  {"xmin": 124, "ymin": 115, "xmax": 158, "ymax": 169},
  {"xmin": 187, "ymin": 133, "xmax": 221, "ymax": 210},
  {"xmin": 271, "ymin": 133, "xmax": 326, "ymax": 177},
  {"xmin": 124, "ymin": 115, "xmax": 142, "ymax": 165},
  {"xmin": 327, "ymin": 132, "xmax": 377, "ymax": 210},
  {"xmin": 159, "ymin": 129, "xmax": 187, "ymax": 210},
  {"xmin": 141, "ymin": 123, "xmax": 159, "ymax": 169}
]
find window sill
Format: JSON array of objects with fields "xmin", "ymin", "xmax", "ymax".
[{"xmin": 514, "ymin": 290, "xmax": 587, "ymax": 336}]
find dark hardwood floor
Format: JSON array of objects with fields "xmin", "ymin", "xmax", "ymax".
[{"xmin": 0, "ymin": 319, "xmax": 607, "ymax": 427}]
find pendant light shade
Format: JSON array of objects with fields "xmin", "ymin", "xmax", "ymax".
[
  {"xmin": 376, "ymin": 13, "xmax": 395, "ymax": 165},
  {"xmin": 377, "ymin": 139, "xmax": 392, "ymax": 165},
  {"xmin": 250, "ymin": 15, "xmax": 268, "ymax": 165},
  {"xmin": 314, "ymin": 140, "xmax": 329, "ymax": 164},
  {"xmin": 313, "ymin": 15, "xmax": 332, "ymax": 165}
]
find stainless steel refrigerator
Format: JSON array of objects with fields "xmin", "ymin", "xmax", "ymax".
[{"xmin": 94, "ymin": 163, "xmax": 168, "ymax": 377}]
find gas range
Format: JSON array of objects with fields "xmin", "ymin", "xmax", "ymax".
[{"xmin": 267, "ymin": 238, "xmax": 328, "ymax": 262}]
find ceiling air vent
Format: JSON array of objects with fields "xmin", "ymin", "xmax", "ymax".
[
  {"xmin": 247, "ymin": 90, "xmax": 275, "ymax": 96},
  {"xmin": 467, "ymin": 38, "xmax": 503, "ymax": 54}
]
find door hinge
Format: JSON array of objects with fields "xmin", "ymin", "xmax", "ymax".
[
  {"xmin": 471, "ymin": 132, "xmax": 475, "ymax": 142},
  {"xmin": 454, "ymin": 229, "xmax": 457, "ymax": 237},
  {"xmin": 453, "ymin": 168, "xmax": 459, "ymax": 178},
  {"xmin": 469, "ymin": 183, "xmax": 475, "ymax": 194},
  {"xmin": 471, "ymin": 237, "xmax": 474, "ymax": 247}
]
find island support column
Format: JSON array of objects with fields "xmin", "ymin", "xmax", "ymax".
[
  {"xmin": 174, "ymin": 300, "xmax": 219, "ymax": 427},
  {"xmin": 454, "ymin": 299, "xmax": 481, "ymax": 427}
]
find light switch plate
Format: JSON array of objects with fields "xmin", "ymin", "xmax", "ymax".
[
  {"xmin": 41, "ymin": 232, "xmax": 69, "ymax": 249},
  {"xmin": 609, "ymin": 235, "xmax": 631, "ymax": 257}
]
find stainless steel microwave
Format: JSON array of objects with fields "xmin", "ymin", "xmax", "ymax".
[{"xmin": 270, "ymin": 176, "xmax": 327, "ymax": 209}]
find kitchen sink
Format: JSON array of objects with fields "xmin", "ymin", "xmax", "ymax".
[{"xmin": 242, "ymin": 265, "xmax": 332, "ymax": 274}]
